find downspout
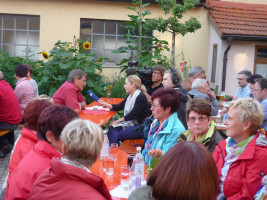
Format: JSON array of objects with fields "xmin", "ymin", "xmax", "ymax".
[{"xmin": 221, "ymin": 36, "xmax": 233, "ymax": 91}]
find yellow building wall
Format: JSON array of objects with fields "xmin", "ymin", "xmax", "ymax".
[{"xmin": 0, "ymin": 0, "xmax": 209, "ymax": 81}]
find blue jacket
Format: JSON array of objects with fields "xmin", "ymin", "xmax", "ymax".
[{"xmin": 142, "ymin": 112, "xmax": 185, "ymax": 165}]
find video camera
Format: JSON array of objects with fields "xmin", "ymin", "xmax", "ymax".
[{"xmin": 126, "ymin": 60, "xmax": 153, "ymax": 89}]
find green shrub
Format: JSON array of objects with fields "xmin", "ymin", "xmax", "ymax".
[{"xmin": 35, "ymin": 39, "xmax": 107, "ymax": 103}]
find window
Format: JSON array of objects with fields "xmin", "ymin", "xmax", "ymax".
[
  {"xmin": 80, "ymin": 19, "xmax": 136, "ymax": 65},
  {"xmin": 254, "ymin": 46, "xmax": 267, "ymax": 78},
  {"xmin": 211, "ymin": 44, "xmax": 217, "ymax": 83},
  {"xmin": 0, "ymin": 14, "xmax": 40, "ymax": 60}
]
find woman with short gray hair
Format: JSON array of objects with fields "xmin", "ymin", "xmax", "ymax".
[
  {"xmin": 213, "ymin": 98, "xmax": 267, "ymax": 199},
  {"xmin": 28, "ymin": 119, "xmax": 112, "ymax": 200}
]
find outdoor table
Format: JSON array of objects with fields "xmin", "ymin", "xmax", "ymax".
[
  {"xmin": 90, "ymin": 149, "xmax": 129, "ymax": 200},
  {"xmin": 79, "ymin": 97, "xmax": 124, "ymax": 126}
]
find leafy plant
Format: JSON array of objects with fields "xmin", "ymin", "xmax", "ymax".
[
  {"xmin": 35, "ymin": 39, "xmax": 107, "ymax": 102},
  {"xmin": 0, "ymin": 50, "xmax": 26, "ymax": 88},
  {"xmin": 146, "ymin": 0, "xmax": 202, "ymax": 68},
  {"xmin": 113, "ymin": 0, "xmax": 171, "ymax": 71}
]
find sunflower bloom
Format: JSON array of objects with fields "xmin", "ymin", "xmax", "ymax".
[
  {"xmin": 42, "ymin": 52, "xmax": 49, "ymax": 59},
  {"xmin": 83, "ymin": 42, "xmax": 91, "ymax": 50},
  {"xmin": 82, "ymin": 56, "xmax": 86, "ymax": 59}
]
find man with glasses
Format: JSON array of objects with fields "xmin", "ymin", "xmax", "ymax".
[
  {"xmin": 253, "ymin": 78, "xmax": 267, "ymax": 130},
  {"xmin": 145, "ymin": 65, "xmax": 166, "ymax": 103},
  {"xmin": 181, "ymin": 66, "xmax": 206, "ymax": 91},
  {"xmin": 235, "ymin": 70, "xmax": 252, "ymax": 98}
]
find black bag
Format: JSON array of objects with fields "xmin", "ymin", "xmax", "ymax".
[{"xmin": 138, "ymin": 115, "xmax": 154, "ymax": 139}]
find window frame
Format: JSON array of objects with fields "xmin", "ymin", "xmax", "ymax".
[
  {"xmin": 0, "ymin": 14, "xmax": 40, "ymax": 60},
  {"xmin": 254, "ymin": 45, "xmax": 267, "ymax": 75}
]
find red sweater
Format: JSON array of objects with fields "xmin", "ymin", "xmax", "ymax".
[
  {"xmin": 0, "ymin": 80, "xmax": 22, "ymax": 124},
  {"xmin": 28, "ymin": 158, "xmax": 112, "ymax": 200}
]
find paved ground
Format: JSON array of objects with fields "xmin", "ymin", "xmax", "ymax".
[{"xmin": 0, "ymin": 128, "xmax": 21, "ymax": 190}]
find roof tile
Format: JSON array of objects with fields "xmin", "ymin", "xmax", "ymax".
[{"xmin": 207, "ymin": 0, "xmax": 267, "ymax": 37}]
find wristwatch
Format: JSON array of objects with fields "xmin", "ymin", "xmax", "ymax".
[{"xmin": 118, "ymin": 118, "xmax": 122, "ymax": 122}]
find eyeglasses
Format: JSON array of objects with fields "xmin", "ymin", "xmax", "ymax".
[
  {"xmin": 253, "ymin": 88, "xmax": 262, "ymax": 92},
  {"xmin": 188, "ymin": 116, "xmax": 208, "ymax": 123},
  {"xmin": 151, "ymin": 103, "xmax": 161, "ymax": 109},
  {"xmin": 237, "ymin": 78, "xmax": 246, "ymax": 81}
]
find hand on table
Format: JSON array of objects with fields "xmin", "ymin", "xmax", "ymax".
[{"xmin": 98, "ymin": 100, "xmax": 112, "ymax": 109}]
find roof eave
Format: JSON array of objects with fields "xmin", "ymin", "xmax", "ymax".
[{"xmin": 221, "ymin": 33, "xmax": 267, "ymax": 41}]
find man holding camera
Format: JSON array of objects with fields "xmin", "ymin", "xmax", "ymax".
[{"xmin": 146, "ymin": 65, "xmax": 166, "ymax": 103}]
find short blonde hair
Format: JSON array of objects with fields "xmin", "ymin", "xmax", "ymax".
[
  {"xmin": 34, "ymin": 94, "xmax": 54, "ymax": 103},
  {"xmin": 60, "ymin": 119, "xmax": 104, "ymax": 167},
  {"xmin": 230, "ymin": 98, "xmax": 264, "ymax": 134}
]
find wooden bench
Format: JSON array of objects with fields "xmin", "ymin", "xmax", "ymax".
[
  {"xmin": 0, "ymin": 124, "xmax": 23, "ymax": 137},
  {"xmin": 119, "ymin": 139, "xmax": 144, "ymax": 154}
]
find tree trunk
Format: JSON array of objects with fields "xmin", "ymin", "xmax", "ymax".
[{"xmin": 171, "ymin": 32, "xmax": 175, "ymax": 68}]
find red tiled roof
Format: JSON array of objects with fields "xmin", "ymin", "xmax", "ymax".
[{"xmin": 206, "ymin": 0, "xmax": 267, "ymax": 37}]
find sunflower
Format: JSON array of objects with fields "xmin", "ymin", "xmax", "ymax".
[
  {"xmin": 42, "ymin": 52, "xmax": 49, "ymax": 59},
  {"xmin": 83, "ymin": 42, "xmax": 91, "ymax": 50},
  {"xmin": 82, "ymin": 56, "xmax": 86, "ymax": 59}
]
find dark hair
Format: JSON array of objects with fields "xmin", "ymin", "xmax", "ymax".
[
  {"xmin": 186, "ymin": 98, "xmax": 211, "ymax": 120},
  {"xmin": 255, "ymin": 78, "xmax": 267, "ymax": 90},
  {"xmin": 26, "ymin": 64, "xmax": 33, "ymax": 75},
  {"xmin": 153, "ymin": 65, "xmax": 166, "ymax": 78},
  {"xmin": 238, "ymin": 70, "xmax": 252, "ymax": 79},
  {"xmin": 67, "ymin": 69, "xmax": 86, "ymax": 83},
  {"xmin": 14, "ymin": 64, "xmax": 28, "ymax": 78},
  {"xmin": 24, "ymin": 99, "xmax": 53, "ymax": 131},
  {"xmin": 37, "ymin": 105, "xmax": 79, "ymax": 141},
  {"xmin": 247, "ymin": 74, "xmax": 263, "ymax": 84},
  {"xmin": 151, "ymin": 88, "xmax": 180, "ymax": 114},
  {"xmin": 147, "ymin": 141, "xmax": 218, "ymax": 200}
]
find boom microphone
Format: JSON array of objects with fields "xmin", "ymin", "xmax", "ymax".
[{"xmin": 87, "ymin": 90, "xmax": 99, "ymax": 101}]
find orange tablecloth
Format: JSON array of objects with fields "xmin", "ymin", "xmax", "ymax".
[
  {"xmin": 90, "ymin": 149, "xmax": 129, "ymax": 200},
  {"xmin": 79, "ymin": 97, "xmax": 124, "ymax": 125}
]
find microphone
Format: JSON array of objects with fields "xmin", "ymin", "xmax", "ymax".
[{"xmin": 87, "ymin": 90, "xmax": 99, "ymax": 101}]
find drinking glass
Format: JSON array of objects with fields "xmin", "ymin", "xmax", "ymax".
[
  {"xmin": 110, "ymin": 143, "xmax": 118, "ymax": 162},
  {"xmin": 120, "ymin": 165, "xmax": 130, "ymax": 191},
  {"xmin": 127, "ymin": 154, "xmax": 135, "ymax": 168},
  {"xmin": 105, "ymin": 155, "xmax": 114, "ymax": 175}
]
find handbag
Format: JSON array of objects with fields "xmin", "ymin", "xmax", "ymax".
[{"xmin": 137, "ymin": 115, "xmax": 154, "ymax": 139}]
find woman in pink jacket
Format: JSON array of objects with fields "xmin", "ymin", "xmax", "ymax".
[
  {"xmin": 9, "ymin": 97, "xmax": 53, "ymax": 173},
  {"xmin": 5, "ymin": 105, "xmax": 78, "ymax": 200},
  {"xmin": 28, "ymin": 119, "xmax": 112, "ymax": 200},
  {"xmin": 213, "ymin": 98, "xmax": 267, "ymax": 200}
]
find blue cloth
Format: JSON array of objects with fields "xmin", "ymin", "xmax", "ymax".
[
  {"xmin": 261, "ymin": 98, "xmax": 267, "ymax": 130},
  {"xmin": 188, "ymin": 89, "xmax": 219, "ymax": 116},
  {"xmin": 235, "ymin": 84, "xmax": 251, "ymax": 98},
  {"xmin": 142, "ymin": 112, "xmax": 185, "ymax": 166}
]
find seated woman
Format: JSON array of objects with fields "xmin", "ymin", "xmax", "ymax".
[
  {"xmin": 5, "ymin": 105, "xmax": 78, "ymax": 200},
  {"xmin": 213, "ymin": 98, "xmax": 267, "ymax": 200},
  {"xmin": 99, "ymin": 75, "xmax": 149, "ymax": 144},
  {"xmin": 28, "ymin": 119, "xmax": 112, "ymax": 200},
  {"xmin": 177, "ymin": 98, "xmax": 223, "ymax": 153},
  {"xmin": 129, "ymin": 141, "xmax": 218, "ymax": 200},
  {"xmin": 9, "ymin": 97, "xmax": 53, "ymax": 174},
  {"xmin": 142, "ymin": 88, "xmax": 185, "ymax": 166}
]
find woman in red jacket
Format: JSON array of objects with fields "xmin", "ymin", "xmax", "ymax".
[
  {"xmin": 213, "ymin": 98, "xmax": 267, "ymax": 200},
  {"xmin": 28, "ymin": 119, "xmax": 112, "ymax": 200}
]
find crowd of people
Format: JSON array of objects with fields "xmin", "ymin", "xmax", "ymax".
[{"xmin": 0, "ymin": 64, "xmax": 267, "ymax": 200}]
